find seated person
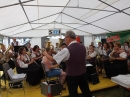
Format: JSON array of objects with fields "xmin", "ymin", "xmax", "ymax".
[
  {"xmin": 86, "ymin": 45, "xmax": 97, "ymax": 81},
  {"xmin": 86, "ymin": 45, "xmax": 97, "ymax": 67},
  {"xmin": 31, "ymin": 45, "xmax": 43, "ymax": 65},
  {"xmin": 109, "ymin": 42, "xmax": 128, "ymax": 77},
  {"xmin": 42, "ymin": 48, "xmax": 66, "ymax": 88},
  {"xmin": 17, "ymin": 47, "xmax": 43, "ymax": 85},
  {"xmin": 101, "ymin": 42, "xmax": 112, "ymax": 78},
  {"xmin": 0, "ymin": 44, "xmax": 15, "ymax": 71}
]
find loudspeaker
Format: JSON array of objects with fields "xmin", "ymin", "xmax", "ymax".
[{"xmin": 91, "ymin": 73, "xmax": 100, "ymax": 85}]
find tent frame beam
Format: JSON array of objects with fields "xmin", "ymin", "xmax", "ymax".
[
  {"xmin": 54, "ymin": 0, "xmax": 71, "ymax": 22},
  {"xmin": 0, "ymin": 12, "xmax": 60, "ymax": 31},
  {"xmin": 31, "ymin": 22, "xmax": 86, "ymax": 25},
  {"xmin": 98, "ymin": 0, "xmax": 130, "ymax": 16},
  {"xmin": 22, "ymin": 4, "xmax": 117, "ymax": 13},
  {"xmin": 75, "ymin": 12, "xmax": 117, "ymax": 29},
  {"xmin": 11, "ymin": 22, "xmax": 53, "ymax": 36},
  {"xmin": 54, "ymin": 21, "xmax": 92, "ymax": 35},
  {"xmin": 0, "ymin": 0, "xmax": 34, "ymax": 9},
  {"xmin": 19, "ymin": 0, "xmax": 33, "ymax": 29},
  {"xmin": 62, "ymin": 12, "xmax": 112, "ymax": 32}
]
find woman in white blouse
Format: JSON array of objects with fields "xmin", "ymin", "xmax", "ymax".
[
  {"xmin": 109, "ymin": 42, "xmax": 128, "ymax": 77},
  {"xmin": 17, "ymin": 47, "xmax": 43, "ymax": 85},
  {"xmin": 86, "ymin": 45, "xmax": 97, "ymax": 67},
  {"xmin": 86, "ymin": 45, "xmax": 97, "ymax": 81},
  {"xmin": 31, "ymin": 45, "xmax": 43, "ymax": 65}
]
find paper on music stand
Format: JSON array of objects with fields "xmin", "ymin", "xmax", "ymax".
[
  {"xmin": 7, "ymin": 68, "xmax": 26, "ymax": 79},
  {"xmin": 86, "ymin": 64, "xmax": 93, "ymax": 67}
]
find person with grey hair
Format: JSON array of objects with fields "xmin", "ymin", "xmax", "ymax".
[{"xmin": 43, "ymin": 30, "xmax": 92, "ymax": 97}]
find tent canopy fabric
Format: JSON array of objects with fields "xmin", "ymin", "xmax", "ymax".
[{"xmin": 0, "ymin": 0, "xmax": 130, "ymax": 37}]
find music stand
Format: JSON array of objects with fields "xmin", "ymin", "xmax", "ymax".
[
  {"xmin": 13, "ymin": 46, "xmax": 28, "ymax": 58},
  {"xmin": 13, "ymin": 46, "xmax": 28, "ymax": 53}
]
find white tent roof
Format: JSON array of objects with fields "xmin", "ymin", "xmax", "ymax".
[{"xmin": 0, "ymin": 0, "xmax": 130, "ymax": 37}]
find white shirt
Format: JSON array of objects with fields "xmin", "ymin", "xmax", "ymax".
[
  {"xmin": 31, "ymin": 51, "xmax": 41, "ymax": 58},
  {"xmin": 53, "ymin": 41, "xmax": 77, "ymax": 64},
  {"xmin": 27, "ymin": 47, "xmax": 32, "ymax": 53},
  {"xmin": 96, "ymin": 46, "xmax": 102, "ymax": 55},
  {"xmin": 17, "ymin": 54, "xmax": 30, "ymax": 68},
  {"xmin": 102, "ymin": 50, "xmax": 107, "ymax": 56},
  {"xmin": 12, "ymin": 41, "xmax": 19, "ymax": 46},
  {"xmin": 89, "ymin": 51, "xmax": 97, "ymax": 58},
  {"xmin": 109, "ymin": 51, "xmax": 127, "ymax": 59},
  {"xmin": 121, "ymin": 46, "xmax": 129, "ymax": 51},
  {"xmin": 54, "ymin": 47, "xmax": 59, "ymax": 53}
]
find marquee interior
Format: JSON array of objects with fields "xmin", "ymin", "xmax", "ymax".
[{"xmin": 0, "ymin": 0, "xmax": 130, "ymax": 37}]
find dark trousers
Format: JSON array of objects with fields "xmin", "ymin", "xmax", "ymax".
[
  {"xmin": 60, "ymin": 62, "xmax": 66, "ymax": 71},
  {"xmin": 67, "ymin": 73, "xmax": 92, "ymax": 97}
]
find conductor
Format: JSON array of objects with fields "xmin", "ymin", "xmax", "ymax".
[{"xmin": 43, "ymin": 30, "xmax": 92, "ymax": 97}]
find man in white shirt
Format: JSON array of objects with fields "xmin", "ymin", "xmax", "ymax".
[
  {"xmin": 96, "ymin": 42, "xmax": 103, "ymax": 55},
  {"xmin": 43, "ymin": 30, "xmax": 92, "ymax": 97},
  {"xmin": 54, "ymin": 43, "xmax": 59, "ymax": 53}
]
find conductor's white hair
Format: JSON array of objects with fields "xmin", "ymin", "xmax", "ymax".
[{"xmin": 65, "ymin": 30, "xmax": 76, "ymax": 39}]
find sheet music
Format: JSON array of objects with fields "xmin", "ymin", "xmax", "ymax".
[{"xmin": 7, "ymin": 68, "xmax": 26, "ymax": 79}]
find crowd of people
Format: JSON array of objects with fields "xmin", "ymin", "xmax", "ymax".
[
  {"xmin": 86, "ymin": 41, "xmax": 129, "ymax": 79},
  {"xmin": 1, "ymin": 31, "xmax": 130, "ymax": 97}
]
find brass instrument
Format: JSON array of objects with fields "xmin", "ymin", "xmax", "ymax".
[
  {"xmin": 0, "ymin": 43, "xmax": 5, "ymax": 55},
  {"xmin": 26, "ymin": 52, "xmax": 31, "ymax": 56},
  {"xmin": 0, "ymin": 45, "xmax": 13, "ymax": 63},
  {"xmin": 96, "ymin": 54, "xmax": 101, "ymax": 64},
  {"xmin": 58, "ymin": 38, "xmax": 64, "ymax": 48},
  {"xmin": 45, "ymin": 41, "xmax": 54, "ymax": 50}
]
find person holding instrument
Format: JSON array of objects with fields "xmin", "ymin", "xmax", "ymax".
[
  {"xmin": 101, "ymin": 43, "xmax": 112, "ymax": 78},
  {"xmin": 109, "ymin": 42, "xmax": 128, "ymax": 77},
  {"xmin": 43, "ymin": 30, "xmax": 92, "ymax": 97},
  {"xmin": 31, "ymin": 45, "xmax": 43, "ymax": 65},
  {"xmin": 42, "ymin": 48, "xmax": 66, "ymax": 89},
  {"xmin": 86, "ymin": 45, "xmax": 97, "ymax": 81},
  {"xmin": 17, "ymin": 47, "xmax": 42, "ymax": 85},
  {"xmin": 0, "ymin": 44, "xmax": 15, "ymax": 70}
]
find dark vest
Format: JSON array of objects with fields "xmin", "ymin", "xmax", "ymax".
[
  {"xmin": 66, "ymin": 43, "xmax": 86, "ymax": 76},
  {"xmin": 11, "ymin": 41, "xmax": 18, "ymax": 46},
  {"xmin": 113, "ymin": 52, "xmax": 120, "ymax": 58}
]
